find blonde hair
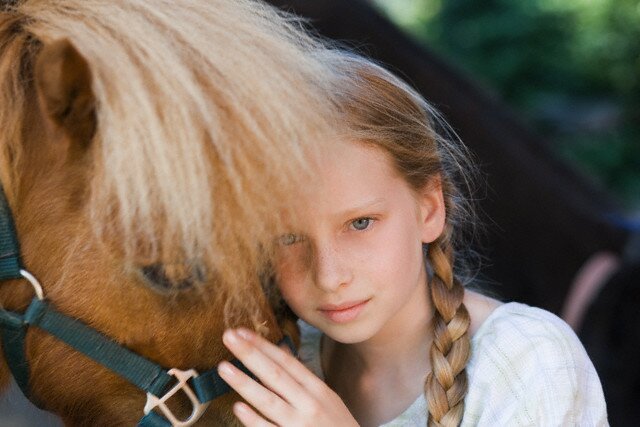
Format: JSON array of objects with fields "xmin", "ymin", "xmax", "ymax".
[
  {"xmin": 329, "ymin": 54, "xmax": 478, "ymax": 426},
  {"xmin": 0, "ymin": 0, "xmax": 340, "ymax": 324}
]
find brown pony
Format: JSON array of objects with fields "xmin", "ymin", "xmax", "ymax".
[{"xmin": 0, "ymin": 0, "xmax": 338, "ymax": 425}]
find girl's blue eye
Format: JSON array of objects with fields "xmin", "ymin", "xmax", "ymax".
[
  {"xmin": 351, "ymin": 218, "xmax": 372, "ymax": 231},
  {"xmin": 279, "ymin": 233, "xmax": 302, "ymax": 246}
]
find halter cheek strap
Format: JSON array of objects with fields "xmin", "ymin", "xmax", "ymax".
[
  {"xmin": 0, "ymin": 186, "xmax": 296, "ymax": 426},
  {"xmin": 0, "ymin": 184, "xmax": 21, "ymax": 280},
  {"xmin": 0, "ymin": 186, "xmax": 32, "ymax": 398}
]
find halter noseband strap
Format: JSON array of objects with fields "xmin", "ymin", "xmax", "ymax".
[{"xmin": 0, "ymin": 186, "xmax": 295, "ymax": 426}]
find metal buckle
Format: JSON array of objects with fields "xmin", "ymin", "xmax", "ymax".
[
  {"xmin": 144, "ymin": 368, "xmax": 210, "ymax": 427},
  {"xmin": 20, "ymin": 269, "xmax": 44, "ymax": 300}
]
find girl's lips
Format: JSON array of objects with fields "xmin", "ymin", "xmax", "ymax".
[{"xmin": 318, "ymin": 299, "xmax": 370, "ymax": 323}]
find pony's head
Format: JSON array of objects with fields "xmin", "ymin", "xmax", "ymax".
[{"xmin": 0, "ymin": 0, "xmax": 337, "ymax": 424}]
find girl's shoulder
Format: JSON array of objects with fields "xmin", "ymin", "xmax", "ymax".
[
  {"xmin": 468, "ymin": 296, "xmax": 578, "ymax": 349},
  {"xmin": 464, "ymin": 300, "xmax": 608, "ymax": 426},
  {"xmin": 468, "ymin": 299, "xmax": 591, "ymax": 362}
]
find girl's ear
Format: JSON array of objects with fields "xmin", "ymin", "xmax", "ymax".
[
  {"xmin": 34, "ymin": 38, "xmax": 97, "ymax": 151},
  {"xmin": 417, "ymin": 176, "xmax": 446, "ymax": 244}
]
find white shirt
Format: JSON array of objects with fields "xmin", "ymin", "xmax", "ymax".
[{"xmin": 298, "ymin": 302, "xmax": 608, "ymax": 426}]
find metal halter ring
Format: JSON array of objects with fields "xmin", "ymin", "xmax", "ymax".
[
  {"xmin": 20, "ymin": 269, "xmax": 44, "ymax": 300},
  {"xmin": 144, "ymin": 368, "xmax": 210, "ymax": 427}
]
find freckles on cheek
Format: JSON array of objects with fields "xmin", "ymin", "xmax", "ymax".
[
  {"xmin": 274, "ymin": 254, "xmax": 314, "ymax": 316},
  {"xmin": 274, "ymin": 257, "xmax": 304, "ymax": 295},
  {"xmin": 276, "ymin": 245, "xmax": 311, "ymax": 277},
  {"xmin": 276, "ymin": 274, "xmax": 308, "ymax": 317},
  {"xmin": 275, "ymin": 254, "xmax": 298, "ymax": 281}
]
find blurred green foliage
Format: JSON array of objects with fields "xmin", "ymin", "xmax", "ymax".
[{"xmin": 374, "ymin": 0, "xmax": 640, "ymax": 211}]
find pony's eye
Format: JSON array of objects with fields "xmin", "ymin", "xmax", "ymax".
[
  {"xmin": 140, "ymin": 263, "xmax": 202, "ymax": 292},
  {"xmin": 279, "ymin": 233, "xmax": 303, "ymax": 246},
  {"xmin": 351, "ymin": 218, "xmax": 372, "ymax": 231}
]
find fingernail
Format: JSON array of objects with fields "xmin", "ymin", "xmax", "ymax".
[
  {"xmin": 223, "ymin": 329, "xmax": 239, "ymax": 345},
  {"xmin": 218, "ymin": 361, "xmax": 235, "ymax": 376}
]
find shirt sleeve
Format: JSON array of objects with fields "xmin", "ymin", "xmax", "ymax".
[{"xmin": 462, "ymin": 304, "xmax": 608, "ymax": 427}]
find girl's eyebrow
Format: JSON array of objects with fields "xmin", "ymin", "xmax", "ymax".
[{"xmin": 333, "ymin": 198, "xmax": 386, "ymax": 220}]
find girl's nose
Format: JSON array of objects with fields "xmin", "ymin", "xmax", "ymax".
[{"xmin": 312, "ymin": 241, "xmax": 352, "ymax": 293}]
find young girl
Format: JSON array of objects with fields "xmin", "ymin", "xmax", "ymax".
[{"xmin": 217, "ymin": 54, "xmax": 608, "ymax": 426}]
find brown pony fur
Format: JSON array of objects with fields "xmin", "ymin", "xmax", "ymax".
[
  {"xmin": 0, "ymin": 1, "xmax": 338, "ymax": 424},
  {"xmin": 0, "ymin": 36, "xmax": 269, "ymax": 426}
]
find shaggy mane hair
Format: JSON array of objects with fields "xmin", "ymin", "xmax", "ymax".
[{"xmin": 0, "ymin": 0, "xmax": 339, "ymax": 323}]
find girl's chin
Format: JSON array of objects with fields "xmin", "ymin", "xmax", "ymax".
[{"xmin": 321, "ymin": 323, "xmax": 376, "ymax": 345}]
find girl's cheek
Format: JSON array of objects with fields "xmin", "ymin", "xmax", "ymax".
[
  {"xmin": 276, "ymin": 244, "xmax": 312, "ymax": 277},
  {"xmin": 274, "ymin": 256, "xmax": 302, "ymax": 291},
  {"xmin": 275, "ymin": 251, "xmax": 296, "ymax": 278},
  {"xmin": 276, "ymin": 269, "xmax": 308, "ymax": 317},
  {"xmin": 275, "ymin": 251, "xmax": 312, "ymax": 308}
]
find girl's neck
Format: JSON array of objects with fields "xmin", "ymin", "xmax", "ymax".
[
  {"xmin": 321, "ymin": 277, "xmax": 433, "ymax": 426},
  {"xmin": 326, "ymin": 308, "xmax": 432, "ymax": 373}
]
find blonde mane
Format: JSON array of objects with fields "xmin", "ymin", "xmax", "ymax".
[{"xmin": 0, "ymin": 0, "xmax": 340, "ymax": 322}]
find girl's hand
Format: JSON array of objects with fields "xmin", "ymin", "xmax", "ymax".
[{"xmin": 218, "ymin": 328, "xmax": 359, "ymax": 427}]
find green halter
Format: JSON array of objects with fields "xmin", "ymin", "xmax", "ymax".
[{"xmin": 0, "ymin": 185, "xmax": 294, "ymax": 426}]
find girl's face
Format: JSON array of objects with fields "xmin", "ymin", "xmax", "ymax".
[{"xmin": 275, "ymin": 141, "xmax": 445, "ymax": 344}]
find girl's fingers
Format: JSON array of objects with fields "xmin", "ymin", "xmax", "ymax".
[
  {"xmin": 233, "ymin": 328, "xmax": 328, "ymax": 393},
  {"xmin": 222, "ymin": 329, "xmax": 311, "ymax": 404},
  {"xmin": 221, "ymin": 329, "xmax": 359, "ymax": 426},
  {"xmin": 218, "ymin": 360, "xmax": 291, "ymax": 424},
  {"xmin": 232, "ymin": 401, "xmax": 277, "ymax": 427}
]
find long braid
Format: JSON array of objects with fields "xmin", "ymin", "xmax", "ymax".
[{"xmin": 425, "ymin": 229, "xmax": 471, "ymax": 426}]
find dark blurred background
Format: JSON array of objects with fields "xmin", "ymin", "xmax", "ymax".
[{"xmin": 374, "ymin": 0, "xmax": 640, "ymax": 212}]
